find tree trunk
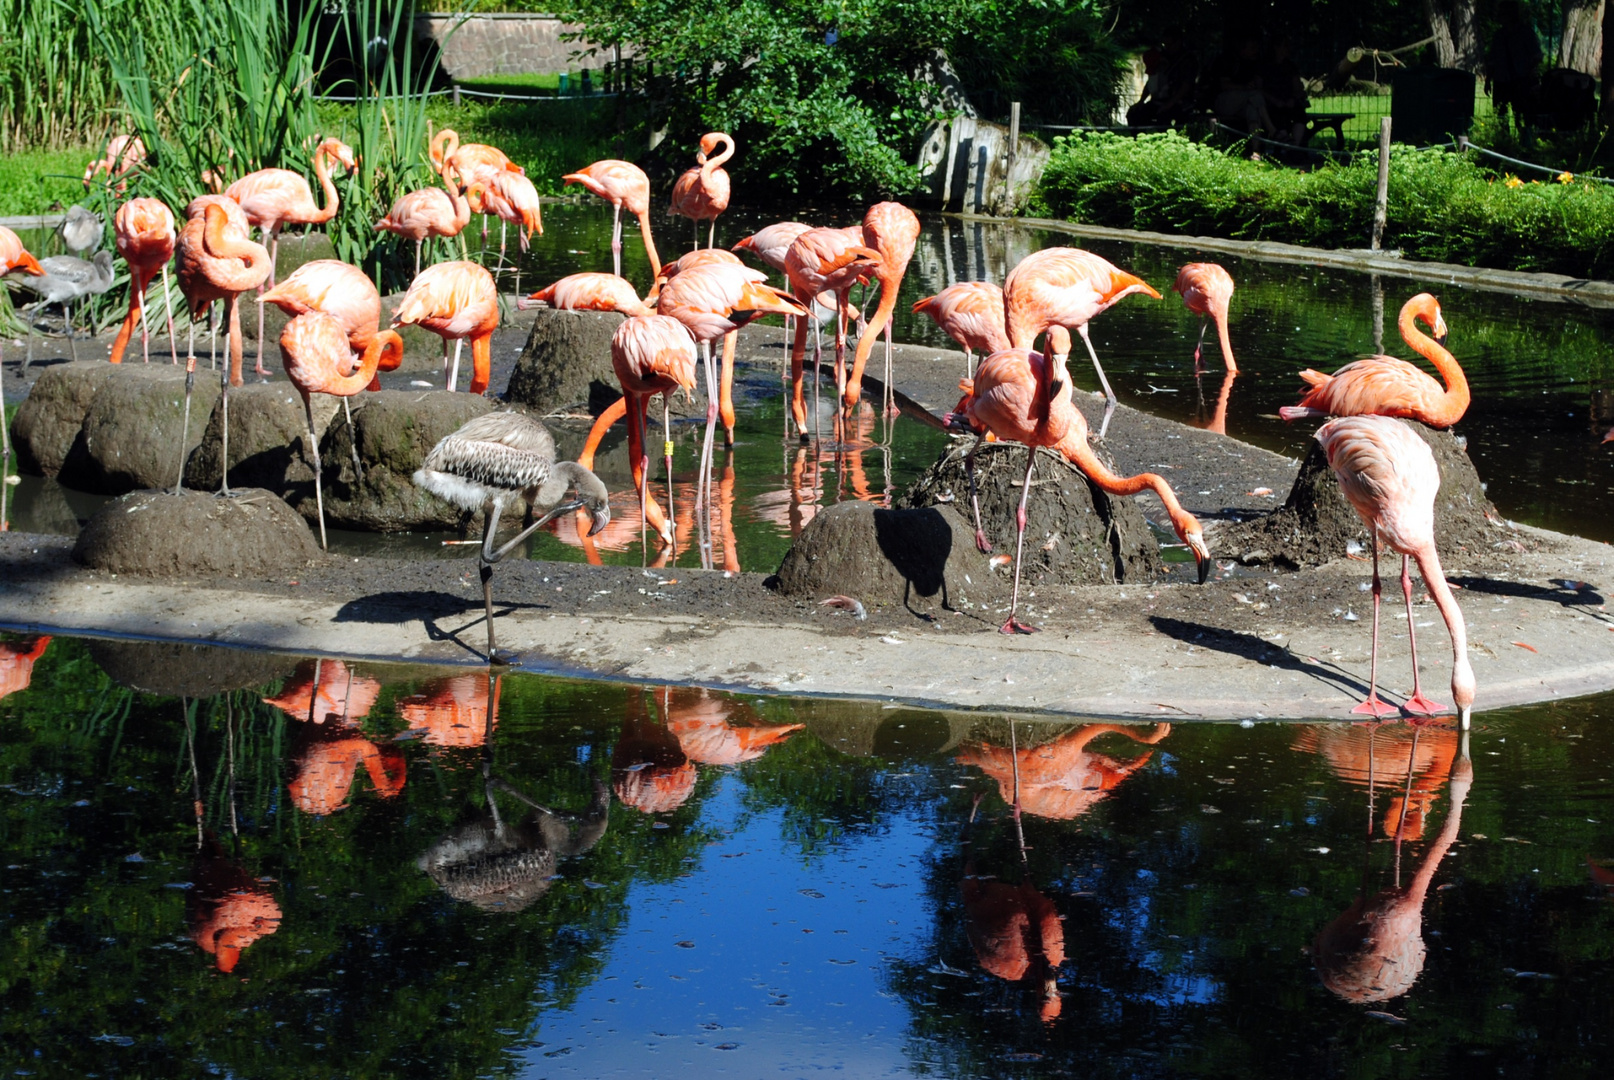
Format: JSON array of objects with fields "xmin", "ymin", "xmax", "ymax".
[
  {"xmin": 1424, "ymin": 0, "xmax": 1484, "ymax": 72},
  {"xmin": 1604, "ymin": 0, "xmax": 1614, "ymax": 121},
  {"xmin": 1563, "ymin": 0, "xmax": 1604, "ymax": 75}
]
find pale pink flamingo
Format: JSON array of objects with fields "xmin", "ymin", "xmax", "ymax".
[
  {"xmin": 109, "ymin": 198, "xmax": 178, "ymax": 365},
  {"xmin": 912, "ymin": 281, "xmax": 1009, "ymax": 378},
  {"xmin": 1315, "ymin": 414, "xmax": 1475, "ymax": 727},
  {"xmin": 734, "ymin": 220, "xmax": 813, "ymax": 359},
  {"xmin": 843, "ymin": 202, "xmax": 920, "ymax": 418},
  {"xmin": 376, "ymin": 134, "xmax": 475, "ymax": 275},
  {"xmin": 564, "ymin": 159, "xmax": 662, "ymax": 279},
  {"xmin": 669, "ymin": 132, "xmax": 734, "ymax": 250},
  {"xmin": 1171, "ymin": 262, "xmax": 1237, "ymax": 374},
  {"xmin": 83, "ymin": 134, "xmax": 146, "ymax": 193},
  {"xmin": 784, "ymin": 227, "xmax": 882, "ymax": 442},
  {"xmin": 467, "ymin": 169, "xmax": 544, "ymax": 256}
]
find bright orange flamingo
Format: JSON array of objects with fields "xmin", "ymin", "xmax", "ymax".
[
  {"xmin": 959, "ymin": 723, "xmax": 1172, "ymax": 819},
  {"xmin": 665, "ymin": 688, "xmax": 802, "ymax": 764},
  {"xmin": 1317, "ymin": 415, "xmax": 1476, "ymax": 726},
  {"xmin": 669, "ymin": 132, "xmax": 734, "ymax": 250},
  {"xmin": 912, "ymin": 281, "xmax": 1008, "ymax": 378},
  {"xmin": 1292, "ymin": 722, "xmax": 1461, "ymax": 842},
  {"xmin": 1171, "ymin": 262, "xmax": 1236, "ymax": 374},
  {"xmin": 83, "ymin": 134, "xmax": 146, "ymax": 193},
  {"xmin": 949, "ymin": 327, "xmax": 1210, "ymax": 633},
  {"xmin": 109, "ymin": 198, "xmax": 178, "ymax": 365},
  {"xmin": 175, "ymin": 198, "xmax": 271, "ymax": 495},
  {"xmin": 843, "ymin": 201, "xmax": 920, "ymax": 418},
  {"xmin": 399, "ymin": 673, "xmax": 500, "ymax": 748},
  {"xmin": 1314, "ymin": 736, "xmax": 1471, "ymax": 1004},
  {"xmin": 1, "ymin": 227, "xmax": 45, "ymax": 526},
  {"xmin": 1281, "ymin": 294, "xmax": 1467, "ymax": 427},
  {"xmin": 0, "ymin": 636, "xmax": 50, "ymax": 702},
  {"xmin": 784, "ymin": 227, "xmax": 882, "ymax": 442},
  {"xmin": 278, "ymin": 311, "xmax": 400, "ymax": 548},
  {"xmin": 263, "ymin": 658, "xmax": 382, "ymax": 725},
  {"xmin": 287, "ymin": 722, "xmax": 407, "ymax": 816},
  {"xmin": 1002, "ymin": 247, "xmax": 1161, "ymax": 438},
  {"xmin": 564, "ymin": 159, "xmax": 662, "ymax": 279},
  {"xmin": 226, "ymin": 137, "xmax": 358, "ymax": 376},
  {"xmin": 467, "ymin": 169, "xmax": 544, "ymax": 256},
  {"xmin": 391, "ymin": 260, "xmax": 499, "ymax": 394},
  {"xmin": 188, "ymin": 836, "xmax": 282, "ymax": 974}
]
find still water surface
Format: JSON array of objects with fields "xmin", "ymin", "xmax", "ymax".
[{"xmin": 4, "ymin": 635, "xmax": 1613, "ymax": 1077}]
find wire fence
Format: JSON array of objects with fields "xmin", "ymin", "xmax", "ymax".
[{"xmin": 313, "ymin": 86, "xmax": 618, "ymax": 104}]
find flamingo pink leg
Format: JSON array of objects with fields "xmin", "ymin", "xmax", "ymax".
[
  {"xmin": 1353, "ymin": 526, "xmax": 1399, "ymax": 718},
  {"xmin": 1001, "ymin": 447, "xmax": 1040, "ymax": 635},
  {"xmin": 1400, "ymin": 554, "xmax": 1449, "ymax": 718}
]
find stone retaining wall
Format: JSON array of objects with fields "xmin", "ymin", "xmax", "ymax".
[{"xmin": 413, "ymin": 12, "xmax": 613, "ymax": 80}]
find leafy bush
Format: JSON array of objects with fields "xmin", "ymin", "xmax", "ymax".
[{"xmin": 1036, "ymin": 131, "xmax": 1614, "ymax": 279}]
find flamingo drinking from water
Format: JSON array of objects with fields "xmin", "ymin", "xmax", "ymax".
[
  {"xmin": 842, "ymin": 201, "xmax": 920, "ymax": 418},
  {"xmin": 1171, "ymin": 262, "xmax": 1237, "ymax": 374},
  {"xmin": 564, "ymin": 159, "xmax": 662, "ymax": 280}
]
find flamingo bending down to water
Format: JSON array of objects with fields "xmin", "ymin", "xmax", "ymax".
[
  {"xmin": 1, "ymin": 227, "xmax": 45, "ymax": 524},
  {"xmin": 110, "ymin": 198, "xmax": 178, "ymax": 365},
  {"xmin": 669, "ymin": 132, "xmax": 734, "ymax": 250},
  {"xmin": 391, "ymin": 260, "xmax": 498, "ymax": 394},
  {"xmin": 175, "ymin": 198, "xmax": 272, "ymax": 495},
  {"xmin": 226, "ymin": 137, "xmax": 359, "ymax": 377},
  {"xmin": 784, "ymin": 228, "xmax": 882, "ymax": 441},
  {"xmin": 913, "ymin": 281, "xmax": 1009, "ymax": 378},
  {"xmin": 467, "ymin": 169, "xmax": 544, "ymax": 256},
  {"xmin": 1001, "ymin": 247, "xmax": 1161, "ymax": 438},
  {"xmin": 414, "ymin": 411, "xmax": 610, "ymax": 661},
  {"xmin": 1315, "ymin": 414, "xmax": 1475, "ymax": 727},
  {"xmin": 949, "ymin": 328, "xmax": 1210, "ymax": 633},
  {"xmin": 1171, "ymin": 262, "xmax": 1237, "ymax": 374},
  {"xmin": 278, "ymin": 311, "xmax": 401, "ymax": 549},
  {"xmin": 1280, "ymin": 293, "xmax": 1467, "ymax": 427},
  {"xmin": 843, "ymin": 201, "xmax": 920, "ymax": 417},
  {"xmin": 564, "ymin": 159, "xmax": 663, "ymax": 280}
]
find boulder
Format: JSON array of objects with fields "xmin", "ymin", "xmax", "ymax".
[
  {"xmin": 58, "ymin": 364, "xmax": 221, "ymax": 494},
  {"xmin": 505, "ymin": 307, "xmax": 626, "ymax": 414},
  {"xmin": 88, "ymin": 639, "xmax": 297, "ymax": 697},
  {"xmin": 896, "ymin": 440, "xmax": 1165, "ymax": 585},
  {"xmin": 10, "ymin": 361, "xmax": 120, "ymax": 475},
  {"xmin": 183, "ymin": 382, "xmax": 340, "ymax": 494},
  {"xmin": 1215, "ymin": 420, "xmax": 1515, "ymax": 570},
  {"xmin": 73, "ymin": 487, "xmax": 321, "ymax": 577}
]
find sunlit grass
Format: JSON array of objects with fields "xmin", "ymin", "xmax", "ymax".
[{"xmin": 0, "ymin": 146, "xmax": 91, "ymax": 217}]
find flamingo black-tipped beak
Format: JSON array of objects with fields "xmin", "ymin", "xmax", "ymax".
[
  {"xmin": 1196, "ymin": 554, "xmax": 1211, "ymax": 584},
  {"xmin": 1434, "ymin": 331, "xmax": 1448, "ymax": 347},
  {"xmin": 587, "ymin": 507, "xmax": 611, "ymax": 537}
]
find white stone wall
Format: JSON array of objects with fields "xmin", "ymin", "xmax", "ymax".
[{"xmin": 414, "ymin": 13, "xmax": 616, "ymax": 80}]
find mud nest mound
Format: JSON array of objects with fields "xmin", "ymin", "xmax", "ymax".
[
  {"xmin": 1214, "ymin": 421, "xmax": 1527, "ymax": 570},
  {"xmin": 88, "ymin": 639, "xmax": 297, "ymax": 697},
  {"xmin": 897, "ymin": 439, "xmax": 1165, "ymax": 585},
  {"xmin": 74, "ymin": 488, "xmax": 322, "ymax": 577}
]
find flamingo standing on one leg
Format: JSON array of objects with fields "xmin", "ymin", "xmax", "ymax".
[
  {"xmin": 278, "ymin": 312, "xmax": 400, "ymax": 549},
  {"xmin": 175, "ymin": 199, "xmax": 272, "ymax": 495},
  {"xmin": 109, "ymin": 198, "xmax": 178, "ymax": 365},
  {"xmin": 564, "ymin": 159, "xmax": 662, "ymax": 280},
  {"xmin": 1171, "ymin": 263, "xmax": 1237, "ymax": 374},
  {"xmin": 225, "ymin": 137, "xmax": 358, "ymax": 377},
  {"xmin": 843, "ymin": 202, "xmax": 920, "ymax": 419},
  {"xmin": 1280, "ymin": 294, "xmax": 1468, "ymax": 427},
  {"xmin": 784, "ymin": 228, "xmax": 882, "ymax": 443},
  {"xmin": 1315, "ymin": 414, "xmax": 1476, "ymax": 728},
  {"xmin": 1002, "ymin": 247, "xmax": 1161, "ymax": 438},
  {"xmin": 913, "ymin": 281, "xmax": 1008, "ymax": 379},
  {"xmin": 1, "ymin": 227, "xmax": 46, "ymax": 530},
  {"xmin": 391, "ymin": 260, "xmax": 499, "ymax": 394},
  {"xmin": 414, "ymin": 411, "xmax": 611, "ymax": 661},
  {"xmin": 669, "ymin": 132, "xmax": 734, "ymax": 251},
  {"xmin": 947, "ymin": 326, "xmax": 1210, "ymax": 633}
]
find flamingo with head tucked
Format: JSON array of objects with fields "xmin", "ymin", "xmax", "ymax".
[
  {"xmin": 110, "ymin": 198, "xmax": 178, "ymax": 365},
  {"xmin": 913, "ymin": 280, "xmax": 1008, "ymax": 378},
  {"xmin": 669, "ymin": 132, "xmax": 734, "ymax": 251},
  {"xmin": 564, "ymin": 159, "xmax": 662, "ymax": 280}
]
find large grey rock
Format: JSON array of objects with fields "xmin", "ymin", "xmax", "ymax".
[
  {"xmin": 10, "ymin": 361, "xmax": 120, "ymax": 475},
  {"xmin": 895, "ymin": 440, "xmax": 1165, "ymax": 585},
  {"xmin": 58, "ymin": 364, "xmax": 221, "ymax": 494},
  {"xmin": 505, "ymin": 307, "xmax": 626, "ymax": 414},
  {"xmin": 73, "ymin": 487, "xmax": 320, "ymax": 577},
  {"xmin": 184, "ymin": 381, "xmax": 340, "ymax": 494}
]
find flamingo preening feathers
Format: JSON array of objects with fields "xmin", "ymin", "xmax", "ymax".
[
  {"xmin": 669, "ymin": 132, "xmax": 735, "ymax": 250},
  {"xmin": 109, "ymin": 198, "xmax": 178, "ymax": 366}
]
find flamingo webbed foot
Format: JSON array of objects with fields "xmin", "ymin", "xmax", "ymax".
[
  {"xmin": 1351, "ymin": 696, "xmax": 1399, "ymax": 718},
  {"xmin": 1402, "ymin": 693, "xmax": 1448, "ymax": 717},
  {"xmin": 974, "ymin": 529, "xmax": 993, "ymax": 554},
  {"xmin": 999, "ymin": 617, "xmax": 1040, "ymax": 635}
]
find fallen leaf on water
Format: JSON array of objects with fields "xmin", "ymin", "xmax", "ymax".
[
  {"xmin": 1511, "ymin": 641, "xmax": 1538, "ymax": 653},
  {"xmin": 1364, "ymin": 1011, "xmax": 1407, "ymax": 1026}
]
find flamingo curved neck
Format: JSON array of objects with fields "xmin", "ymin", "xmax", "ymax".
[
  {"xmin": 1413, "ymin": 545, "xmax": 1474, "ymax": 719},
  {"xmin": 338, "ymin": 331, "xmax": 401, "ymax": 395},
  {"xmin": 1400, "ymin": 306, "xmax": 1468, "ymax": 426},
  {"xmin": 703, "ymin": 136, "xmax": 734, "ymax": 177},
  {"xmin": 201, "ymin": 208, "xmax": 270, "ymax": 291},
  {"xmin": 638, "ymin": 212, "xmax": 662, "ymax": 278},
  {"xmin": 1213, "ymin": 305, "xmax": 1237, "ymax": 373},
  {"xmin": 308, "ymin": 143, "xmax": 343, "ymax": 225}
]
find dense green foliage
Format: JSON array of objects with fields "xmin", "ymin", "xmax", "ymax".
[{"xmin": 1037, "ymin": 131, "xmax": 1614, "ymax": 279}]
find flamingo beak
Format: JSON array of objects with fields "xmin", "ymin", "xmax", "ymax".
[
  {"xmin": 587, "ymin": 505, "xmax": 611, "ymax": 537},
  {"xmin": 1196, "ymin": 553, "xmax": 1211, "ymax": 584}
]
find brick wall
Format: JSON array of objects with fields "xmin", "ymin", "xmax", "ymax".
[{"xmin": 414, "ymin": 12, "xmax": 614, "ymax": 80}]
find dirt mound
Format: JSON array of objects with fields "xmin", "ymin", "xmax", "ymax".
[
  {"xmin": 88, "ymin": 639, "xmax": 297, "ymax": 697},
  {"xmin": 897, "ymin": 439, "xmax": 1165, "ymax": 585},
  {"xmin": 183, "ymin": 382, "xmax": 339, "ymax": 493},
  {"xmin": 61, "ymin": 365, "xmax": 221, "ymax": 494},
  {"xmin": 1214, "ymin": 420, "xmax": 1525, "ymax": 570},
  {"xmin": 73, "ymin": 488, "xmax": 321, "ymax": 577}
]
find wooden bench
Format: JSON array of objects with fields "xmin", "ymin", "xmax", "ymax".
[{"xmin": 1304, "ymin": 112, "xmax": 1355, "ymax": 149}]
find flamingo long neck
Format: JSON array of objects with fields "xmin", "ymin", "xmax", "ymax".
[
  {"xmin": 1405, "ymin": 759, "xmax": 1469, "ymax": 903},
  {"xmin": 308, "ymin": 143, "xmax": 341, "ymax": 225},
  {"xmin": 1213, "ymin": 303, "xmax": 1237, "ymax": 373},
  {"xmin": 202, "ymin": 208, "xmax": 270, "ymax": 293},
  {"xmin": 1401, "ymin": 306, "xmax": 1468, "ymax": 426},
  {"xmin": 447, "ymin": 175, "xmax": 472, "ymax": 232},
  {"xmin": 337, "ymin": 330, "xmax": 401, "ymax": 396},
  {"xmin": 637, "ymin": 210, "xmax": 663, "ymax": 279},
  {"xmin": 1413, "ymin": 545, "xmax": 1473, "ymax": 715},
  {"xmin": 703, "ymin": 136, "xmax": 734, "ymax": 179},
  {"xmin": 1060, "ymin": 424, "xmax": 1187, "ymax": 516}
]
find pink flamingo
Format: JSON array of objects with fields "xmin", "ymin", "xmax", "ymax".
[
  {"xmin": 226, "ymin": 137, "xmax": 358, "ymax": 377},
  {"xmin": 83, "ymin": 134, "xmax": 146, "ymax": 193},
  {"xmin": 109, "ymin": 198, "xmax": 178, "ymax": 365},
  {"xmin": 1171, "ymin": 263, "xmax": 1237, "ymax": 374},
  {"xmin": 912, "ymin": 281, "xmax": 1008, "ymax": 378},
  {"xmin": 376, "ymin": 134, "xmax": 475, "ymax": 275},
  {"xmin": 783, "ymin": 227, "xmax": 882, "ymax": 442},
  {"xmin": 391, "ymin": 260, "xmax": 499, "ymax": 394},
  {"xmin": 564, "ymin": 159, "xmax": 662, "ymax": 279},
  {"xmin": 1280, "ymin": 294, "xmax": 1468, "ymax": 428},
  {"xmin": 467, "ymin": 169, "xmax": 544, "ymax": 256},
  {"xmin": 2, "ymin": 227, "xmax": 46, "ymax": 525},
  {"xmin": 1316, "ymin": 414, "xmax": 1475, "ymax": 727},
  {"xmin": 843, "ymin": 201, "xmax": 920, "ymax": 418},
  {"xmin": 669, "ymin": 132, "xmax": 734, "ymax": 250}
]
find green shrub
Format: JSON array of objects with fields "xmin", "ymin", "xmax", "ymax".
[{"xmin": 1035, "ymin": 131, "xmax": 1614, "ymax": 279}]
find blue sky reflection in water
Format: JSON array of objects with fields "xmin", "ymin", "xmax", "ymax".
[{"xmin": 4, "ymin": 636, "xmax": 1614, "ymax": 1077}]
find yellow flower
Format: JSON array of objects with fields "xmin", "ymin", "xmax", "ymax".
[
  {"xmin": 1504, "ymin": 175, "xmax": 1523, "ymax": 188},
  {"xmin": 1558, "ymin": 171, "xmax": 1575, "ymax": 183}
]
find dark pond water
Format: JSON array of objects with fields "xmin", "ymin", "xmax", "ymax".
[
  {"xmin": 4, "ymin": 633, "xmax": 1614, "ymax": 1078},
  {"xmin": 11, "ymin": 202, "xmax": 1614, "ymax": 567}
]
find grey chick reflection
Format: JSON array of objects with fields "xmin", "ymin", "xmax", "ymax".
[
  {"xmin": 418, "ymin": 777, "xmax": 611, "ymax": 914},
  {"xmin": 1312, "ymin": 729, "xmax": 1473, "ymax": 1003}
]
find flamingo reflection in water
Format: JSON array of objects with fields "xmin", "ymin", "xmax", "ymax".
[
  {"xmin": 0, "ymin": 636, "xmax": 51, "ymax": 702},
  {"xmin": 189, "ymin": 835, "xmax": 282, "ymax": 973},
  {"xmin": 751, "ymin": 401, "xmax": 888, "ymax": 541},
  {"xmin": 1292, "ymin": 721, "xmax": 1462, "ymax": 841},
  {"xmin": 612, "ymin": 687, "xmax": 803, "ymax": 814},
  {"xmin": 263, "ymin": 659, "xmax": 405, "ymax": 816},
  {"xmin": 961, "ymin": 794, "xmax": 1065, "ymax": 1023},
  {"xmin": 399, "ymin": 673, "xmax": 499, "ymax": 748},
  {"xmin": 553, "ymin": 466, "xmax": 743, "ymax": 573},
  {"xmin": 1312, "ymin": 729, "xmax": 1473, "ymax": 1004},
  {"xmin": 957, "ymin": 722, "xmax": 1172, "ymax": 820},
  {"xmin": 417, "ymin": 672, "xmax": 612, "ymax": 913}
]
